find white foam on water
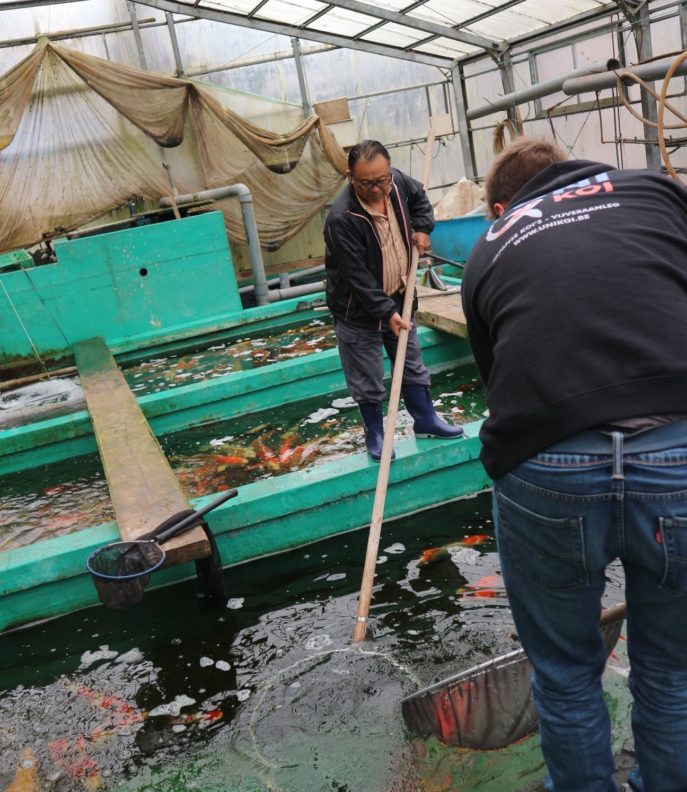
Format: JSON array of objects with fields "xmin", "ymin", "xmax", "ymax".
[
  {"xmin": 384, "ymin": 543, "xmax": 405, "ymax": 554},
  {"xmin": 226, "ymin": 598, "xmax": 244, "ymax": 610},
  {"xmin": 303, "ymin": 407, "xmax": 339, "ymax": 424},
  {"xmin": 79, "ymin": 646, "xmax": 119, "ymax": 667},
  {"xmin": 210, "ymin": 435, "xmax": 235, "ymax": 446},
  {"xmin": 199, "ymin": 657, "xmax": 214, "ymax": 667},
  {"xmin": 331, "ymin": 397, "xmax": 356, "ymax": 409},
  {"xmin": 305, "ymin": 634, "xmax": 332, "ymax": 651},
  {"xmin": 215, "ymin": 660, "xmax": 231, "ymax": 671},
  {"xmin": 148, "ymin": 694, "xmax": 196, "ymax": 717}
]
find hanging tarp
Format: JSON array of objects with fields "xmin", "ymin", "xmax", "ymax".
[{"xmin": 0, "ymin": 39, "xmax": 347, "ymax": 253}]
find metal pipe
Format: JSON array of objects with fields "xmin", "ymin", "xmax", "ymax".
[
  {"xmin": 159, "ymin": 185, "xmax": 269, "ymax": 306},
  {"xmin": 562, "ymin": 55, "xmax": 687, "ymax": 95},
  {"xmin": 466, "ymin": 59, "xmax": 620, "ymax": 120},
  {"xmin": 266, "ymin": 281, "xmax": 325, "ymax": 303}
]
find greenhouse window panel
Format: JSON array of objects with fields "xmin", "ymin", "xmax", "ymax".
[
  {"xmin": 195, "ymin": 0, "xmax": 258, "ymax": 13},
  {"xmin": 254, "ymin": 0, "xmax": 327, "ymax": 27},
  {"xmin": 361, "ymin": 21, "xmax": 432, "ymax": 48},
  {"xmin": 308, "ymin": 7, "xmax": 380, "ymax": 37},
  {"xmin": 414, "ymin": 38, "xmax": 478, "ymax": 58}
]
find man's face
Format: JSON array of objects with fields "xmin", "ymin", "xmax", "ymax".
[{"xmin": 349, "ymin": 154, "xmax": 392, "ymax": 201}]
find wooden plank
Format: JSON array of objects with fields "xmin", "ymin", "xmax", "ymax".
[
  {"xmin": 73, "ymin": 338, "xmax": 209, "ymax": 565},
  {"xmin": 416, "ymin": 285, "xmax": 468, "ymax": 338}
]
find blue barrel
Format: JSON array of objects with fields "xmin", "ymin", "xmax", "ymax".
[{"xmin": 430, "ymin": 215, "xmax": 491, "ymax": 264}]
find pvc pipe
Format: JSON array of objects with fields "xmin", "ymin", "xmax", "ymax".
[
  {"xmin": 467, "ymin": 59, "xmax": 620, "ymax": 120},
  {"xmin": 563, "ymin": 55, "xmax": 687, "ymax": 95},
  {"xmin": 266, "ymin": 280, "xmax": 325, "ymax": 303},
  {"xmin": 160, "ymin": 184, "xmax": 270, "ymax": 306},
  {"xmin": 238, "ymin": 264, "xmax": 325, "ymax": 295}
]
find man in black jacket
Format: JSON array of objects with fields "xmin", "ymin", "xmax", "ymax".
[
  {"xmin": 324, "ymin": 140, "xmax": 462, "ymax": 460},
  {"xmin": 462, "ymin": 137, "xmax": 687, "ymax": 792}
]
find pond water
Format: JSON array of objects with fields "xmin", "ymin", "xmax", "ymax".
[
  {"xmin": 0, "ymin": 493, "xmax": 520, "ymax": 792},
  {"xmin": 0, "ymin": 368, "xmax": 485, "ymax": 550}
]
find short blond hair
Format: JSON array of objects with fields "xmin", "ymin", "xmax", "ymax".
[{"xmin": 485, "ymin": 137, "xmax": 568, "ymax": 217}]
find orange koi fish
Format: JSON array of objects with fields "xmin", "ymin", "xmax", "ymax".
[
  {"xmin": 460, "ymin": 534, "xmax": 491, "ymax": 546},
  {"xmin": 213, "ymin": 454, "xmax": 248, "ymax": 466},
  {"xmin": 254, "ymin": 440, "xmax": 281, "ymax": 472},
  {"xmin": 417, "ymin": 534, "xmax": 493, "ymax": 565},
  {"xmin": 7, "ymin": 748, "xmax": 40, "ymax": 792},
  {"xmin": 458, "ymin": 573, "xmax": 505, "ymax": 598}
]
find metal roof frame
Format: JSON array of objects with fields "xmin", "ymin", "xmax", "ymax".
[{"xmin": 131, "ymin": 0, "xmax": 619, "ymax": 70}]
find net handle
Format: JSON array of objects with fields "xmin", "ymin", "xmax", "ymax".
[{"xmin": 141, "ymin": 489, "xmax": 238, "ymax": 544}]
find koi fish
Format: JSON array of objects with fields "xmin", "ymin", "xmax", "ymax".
[
  {"xmin": 42, "ymin": 482, "xmax": 78, "ymax": 497},
  {"xmin": 48, "ymin": 737, "xmax": 103, "ymax": 790},
  {"xmin": 460, "ymin": 534, "xmax": 491, "ymax": 546},
  {"xmin": 7, "ymin": 748, "xmax": 40, "ymax": 792},
  {"xmin": 253, "ymin": 440, "xmax": 281, "ymax": 472},
  {"xmin": 457, "ymin": 573, "xmax": 506, "ymax": 598},
  {"xmin": 417, "ymin": 534, "xmax": 493, "ymax": 565},
  {"xmin": 213, "ymin": 454, "xmax": 248, "ymax": 466}
]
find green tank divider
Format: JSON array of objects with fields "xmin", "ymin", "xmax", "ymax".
[
  {"xmin": 103, "ymin": 291, "xmax": 328, "ymax": 360},
  {"xmin": 0, "ymin": 422, "xmax": 489, "ymax": 633},
  {"xmin": 0, "ymin": 327, "xmax": 473, "ymax": 476}
]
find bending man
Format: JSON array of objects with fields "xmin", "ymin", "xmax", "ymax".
[
  {"xmin": 462, "ymin": 136, "xmax": 687, "ymax": 792},
  {"xmin": 324, "ymin": 139, "xmax": 462, "ymax": 460}
]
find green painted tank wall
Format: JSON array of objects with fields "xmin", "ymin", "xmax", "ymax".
[{"xmin": 0, "ymin": 212, "xmax": 242, "ymax": 368}]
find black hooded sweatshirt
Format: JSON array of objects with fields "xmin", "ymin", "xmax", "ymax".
[{"xmin": 462, "ymin": 160, "xmax": 687, "ymax": 478}]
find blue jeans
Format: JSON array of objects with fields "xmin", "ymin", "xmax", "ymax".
[{"xmin": 492, "ymin": 424, "xmax": 687, "ymax": 792}]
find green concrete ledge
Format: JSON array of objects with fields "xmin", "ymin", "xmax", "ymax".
[
  {"xmin": 0, "ymin": 422, "xmax": 489, "ymax": 633},
  {"xmin": 0, "ymin": 326, "xmax": 473, "ymax": 476}
]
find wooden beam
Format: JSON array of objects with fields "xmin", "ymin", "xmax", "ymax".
[
  {"xmin": 73, "ymin": 337, "xmax": 209, "ymax": 565},
  {"xmin": 416, "ymin": 285, "xmax": 467, "ymax": 338}
]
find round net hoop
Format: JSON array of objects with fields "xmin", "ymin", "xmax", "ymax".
[{"xmin": 86, "ymin": 541, "xmax": 165, "ymax": 609}]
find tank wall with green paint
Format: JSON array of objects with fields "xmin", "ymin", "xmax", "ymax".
[{"xmin": 0, "ymin": 212, "xmax": 242, "ymax": 369}]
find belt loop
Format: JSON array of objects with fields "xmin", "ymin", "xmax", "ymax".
[{"xmin": 611, "ymin": 431, "xmax": 625, "ymax": 480}]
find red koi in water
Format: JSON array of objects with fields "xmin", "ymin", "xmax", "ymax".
[
  {"xmin": 254, "ymin": 440, "xmax": 281, "ymax": 472},
  {"xmin": 48, "ymin": 737, "xmax": 102, "ymax": 789},
  {"xmin": 213, "ymin": 454, "xmax": 248, "ymax": 466},
  {"xmin": 458, "ymin": 573, "xmax": 505, "ymax": 598},
  {"xmin": 418, "ymin": 547, "xmax": 444, "ymax": 565},
  {"xmin": 42, "ymin": 482, "xmax": 78, "ymax": 497},
  {"xmin": 460, "ymin": 534, "xmax": 491, "ymax": 546}
]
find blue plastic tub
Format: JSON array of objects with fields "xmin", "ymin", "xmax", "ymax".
[{"xmin": 429, "ymin": 215, "xmax": 491, "ymax": 264}]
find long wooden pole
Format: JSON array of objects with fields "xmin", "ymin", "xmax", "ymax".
[{"xmin": 352, "ymin": 129, "xmax": 435, "ymax": 643}]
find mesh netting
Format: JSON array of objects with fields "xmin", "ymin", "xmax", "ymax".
[
  {"xmin": 86, "ymin": 540, "xmax": 165, "ymax": 609},
  {"xmin": 0, "ymin": 40, "xmax": 347, "ymax": 253}
]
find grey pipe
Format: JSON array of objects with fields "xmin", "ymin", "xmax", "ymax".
[
  {"xmin": 238, "ymin": 264, "xmax": 326, "ymax": 295},
  {"xmin": 160, "ymin": 184, "xmax": 269, "ymax": 306},
  {"xmin": 563, "ymin": 55, "xmax": 687, "ymax": 95},
  {"xmin": 266, "ymin": 280, "xmax": 325, "ymax": 303},
  {"xmin": 467, "ymin": 59, "xmax": 620, "ymax": 121}
]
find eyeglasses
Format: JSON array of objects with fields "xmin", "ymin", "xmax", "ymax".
[{"xmin": 352, "ymin": 175, "xmax": 392, "ymax": 190}]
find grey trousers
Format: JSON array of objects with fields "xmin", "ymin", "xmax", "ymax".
[{"xmin": 333, "ymin": 310, "xmax": 430, "ymax": 404}]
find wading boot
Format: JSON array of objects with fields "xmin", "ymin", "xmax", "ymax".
[
  {"xmin": 402, "ymin": 384, "xmax": 464, "ymax": 439},
  {"xmin": 358, "ymin": 401, "xmax": 395, "ymax": 462}
]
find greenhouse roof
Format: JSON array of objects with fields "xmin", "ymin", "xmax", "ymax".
[{"xmin": 132, "ymin": 0, "xmax": 615, "ymax": 69}]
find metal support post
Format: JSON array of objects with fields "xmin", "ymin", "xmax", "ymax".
[
  {"xmin": 636, "ymin": 3, "xmax": 661, "ymax": 171},
  {"xmin": 291, "ymin": 37, "xmax": 312, "ymax": 116},
  {"xmin": 127, "ymin": 1, "xmax": 148, "ymax": 70},
  {"xmin": 165, "ymin": 11, "xmax": 186, "ymax": 78},
  {"xmin": 450, "ymin": 62, "xmax": 476, "ymax": 181}
]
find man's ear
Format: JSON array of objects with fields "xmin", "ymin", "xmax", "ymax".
[{"xmin": 493, "ymin": 202, "xmax": 506, "ymax": 217}]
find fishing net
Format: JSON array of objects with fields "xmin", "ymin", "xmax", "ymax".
[
  {"xmin": 402, "ymin": 613, "xmax": 624, "ymax": 749},
  {"xmin": 86, "ymin": 540, "xmax": 165, "ymax": 609}
]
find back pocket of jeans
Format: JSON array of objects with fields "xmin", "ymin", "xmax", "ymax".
[
  {"xmin": 495, "ymin": 490, "xmax": 588, "ymax": 590},
  {"xmin": 658, "ymin": 516, "xmax": 687, "ymax": 594}
]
